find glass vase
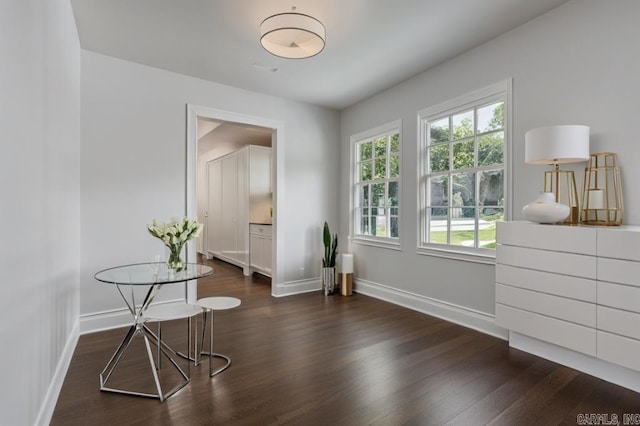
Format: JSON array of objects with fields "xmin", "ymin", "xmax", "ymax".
[{"xmin": 167, "ymin": 248, "xmax": 185, "ymax": 272}]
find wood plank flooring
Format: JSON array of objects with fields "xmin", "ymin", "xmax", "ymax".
[{"xmin": 52, "ymin": 258, "xmax": 640, "ymax": 425}]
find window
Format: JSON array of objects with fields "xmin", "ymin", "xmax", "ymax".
[
  {"xmin": 351, "ymin": 120, "xmax": 401, "ymax": 248},
  {"xmin": 418, "ymin": 80, "xmax": 511, "ymax": 260}
]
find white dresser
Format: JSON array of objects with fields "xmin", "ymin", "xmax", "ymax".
[{"xmin": 496, "ymin": 221, "xmax": 640, "ymax": 392}]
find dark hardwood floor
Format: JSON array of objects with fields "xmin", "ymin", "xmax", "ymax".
[{"xmin": 52, "ymin": 258, "xmax": 640, "ymax": 425}]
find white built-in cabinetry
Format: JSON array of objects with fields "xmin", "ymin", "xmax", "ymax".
[
  {"xmin": 206, "ymin": 145, "xmax": 271, "ymax": 275},
  {"xmin": 496, "ymin": 221, "xmax": 640, "ymax": 392},
  {"xmin": 250, "ymin": 224, "xmax": 272, "ymax": 277}
]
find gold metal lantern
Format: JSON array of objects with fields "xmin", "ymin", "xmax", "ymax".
[{"xmin": 580, "ymin": 152, "xmax": 623, "ymax": 226}]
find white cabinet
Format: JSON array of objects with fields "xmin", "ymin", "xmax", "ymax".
[
  {"xmin": 250, "ymin": 224, "xmax": 272, "ymax": 277},
  {"xmin": 206, "ymin": 145, "xmax": 271, "ymax": 274},
  {"xmin": 207, "ymin": 148, "xmax": 248, "ymax": 270},
  {"xmin": 496, "ymin": 221, "xmax": 640, "ymax": 392}
]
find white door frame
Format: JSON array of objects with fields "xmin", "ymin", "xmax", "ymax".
[{"xmin": 185, "ymin": 104, "xmax": 284, "ymax": 302}]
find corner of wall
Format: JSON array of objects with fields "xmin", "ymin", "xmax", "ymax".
[{"xmin": 34, "ymin": 320, "xmax": 80, "ymax": 426}]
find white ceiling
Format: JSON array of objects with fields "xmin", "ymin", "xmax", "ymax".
[
  {"xmin": 197, "ymin": 119, "xmax": 222, "ymax": 140},
  {"xmin": 197, "ymin": 119, "xmax": 271, "ymax": 157},
  {"xmin": 70, "ymin": 0, "xmax": 569, "ymax": 110}
]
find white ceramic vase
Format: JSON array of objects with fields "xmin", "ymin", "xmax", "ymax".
[{"xmin": 522, "ymin": 192, "xmax": 570, "ymax": 224}]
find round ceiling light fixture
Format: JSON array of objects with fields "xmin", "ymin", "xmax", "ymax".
[{"xmin": 260, "ymin": 7, "xmax": 325, "ymax": 59}]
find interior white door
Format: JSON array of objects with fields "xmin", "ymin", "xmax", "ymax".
[
  {"xmin": 249, "ymin": 146, "xmax": 272, "ymax": 224},
  {"xmin": 236, "ymin": 147, "xmax": 249, "ymax": 267},
  {"xmin": 221, "ymin": 153, "xmax": 238, "ymax": 260}
]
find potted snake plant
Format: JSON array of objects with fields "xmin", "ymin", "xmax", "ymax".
[{"xmin": 322, "ymin": 221, "xmax": 338, "ymax": 295}]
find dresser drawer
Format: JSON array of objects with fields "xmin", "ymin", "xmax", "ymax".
[
  {"xmin": 597, "ymin": 306, "xmax": 640, "ymax": 340},
  {"xmin": 497, "ymin": 245, "xmax": 596, "ymax": 279},
  {"xmin": 497, "ymin": 222, "xmax": 596, "ymax": 255},
  {"xmin": 496, "ymin": 264, "xmax": 595, "ymax": 302},
  {"xmin": 249, "ymin": 224, "xmax": 272, "ymax": 237},
  {"xmin": 598, "ymin": 281, "xmax": 640, "ymax": 313},
  {"xmin": 598, "ymin": 258, "xmax": 640, "ymax": 288},
  {"xmin": 598, "ymin": 227, "xmax": 640, "ymax": 261},
  {"xmin": 496, "ymin": 284, "xmax": 595, "ymax": 327},
  {"xmin": 495, "ymin": 304, "xmax": 596, "ymax": 356},
  {"xmin": 597, "ymin": 331, "xmax": 640, "ymax": 372}
]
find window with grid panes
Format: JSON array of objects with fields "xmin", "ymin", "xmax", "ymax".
[
  {"xmin": 419, "ymin": 81, "xmax": 510, "ymax": 257},
  {"xmin": 353, "ymin": 122, "xmax": 401, "ymax": 245}
]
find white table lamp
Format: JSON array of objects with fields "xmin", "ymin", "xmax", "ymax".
[{"xmin": 525, "ymin": 125, "xmax": 590, "ymax": 224}]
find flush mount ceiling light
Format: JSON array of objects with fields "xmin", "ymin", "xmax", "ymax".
[{"xmin": 260, "ymin": 7, "xmax": 325, "ymax": 59}]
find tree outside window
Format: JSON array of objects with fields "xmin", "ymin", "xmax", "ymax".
[{"xmin": 420, "ymin": 87, "xmax": 508, "ymax": 254}]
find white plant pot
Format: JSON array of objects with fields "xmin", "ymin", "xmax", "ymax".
[
  {"xmin": 322, "ymin": 267, "xmax": 336, "ymax": 295},
  {"xmin": 522, "ymin": 192, "xmax": 570, "ymax": 224}
]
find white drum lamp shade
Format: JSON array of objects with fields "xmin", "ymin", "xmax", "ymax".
[
  {"xmin": 338, "ymin": 254, "xmax": 354, "ymax": 274},
  {"xmin": 525, "ymin": 125, "xmax": 590, "ymax": 165},
  {"xmin": 260, "ymin": 12, "xmax": 326, "ymax": 59},
  {"xmin": 524, "ymin": 125, "xmax": 590, "ymax": 225}
]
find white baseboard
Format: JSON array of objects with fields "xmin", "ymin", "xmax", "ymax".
[
  {"xmin": 80, "ymin": 298, "xmax": 184, "ymax": 335},
  {"xmin": 208, "ymin": 251, "xmax": 246, "ymax": 269},
  {"xmin": 273, "ymin": 278, "xmax": 320, "ymax": 297},
  {"xmin": 510, "ymin": 332, "xmax": 640, "ymax": 393},
  {"xmin": 354, "ymin": 278, "xmax": 508, "ymax": 340},
  {"xmin": 35, "ymin": 321, "xmax": 79, "ymax": 426},
  {"xmin": 271, "ymin": 276, "xmax": 506, "ymax": 341}
]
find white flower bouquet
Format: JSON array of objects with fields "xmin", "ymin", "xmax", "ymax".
[{"xmin": 147, "ymin": 217, "xmax": 203, "ymax": 271}]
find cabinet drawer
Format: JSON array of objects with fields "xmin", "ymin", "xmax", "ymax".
[
  {"xmin": 496, "ymin": 265, "xmax": 595, "ymax": 302},
  {"xmin": 597, "ymin": 306, "xmax": 640, "ymax": 340},
  {"xmin": 598, "ymin": 258, "xmax": 640, "ymax": 288},
  {"xmin": 496, "ymin": 284, "xmax": 595, "ymax": 327},
  {"xmin": 497, "ymin": 245, "xmax": 596, "ymax": 279},
  {"xmin": 495, "ymin": 304, "xmax": 596, "ymax": 356},
  {"xmin": 497, "ymin": 222, "xmax": 596, "ymax": 255},
  {"xmin": 597, "ymin": 281, "xmax": 640, "ymax": 313},
  {"xmin": 597, "ymin": 331, "xmax": 640, "ymax": 372},
  {"xmin": 598, "ymin": 227, "xmax": 640, "ymax": 261},
  {"xmin": 250, "ymin": 224, "xmax": 272, "ymax": 237}
]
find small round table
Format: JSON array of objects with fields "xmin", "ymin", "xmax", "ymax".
[
  {"xmin": 94, "ymin": 262, "xmax": 213, "ymax": 401},
  {"xmin": 196, "ymin": 297, "xmax": 242, "ymax": 377}
]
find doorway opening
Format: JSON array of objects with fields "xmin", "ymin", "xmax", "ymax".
[{"xmin": 186, "ymin": 105, "xmax": 284, "ymax": 302}]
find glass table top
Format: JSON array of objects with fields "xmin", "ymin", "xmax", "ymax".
[{"xmin": 94, "ymin": 262, "xmax": 213, "ymax": 285}]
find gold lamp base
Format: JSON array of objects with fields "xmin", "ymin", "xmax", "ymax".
[
  {"xmin": 338, "ymin": 273, "xmax": 353, "ymax": 296},
  {"xmin": 543, "ymin": 164, "xmax": 580, "ymax": 225}
]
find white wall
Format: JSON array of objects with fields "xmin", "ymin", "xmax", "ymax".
[
  {"xmin": 0, "ymin": 0, "xmax": 81, "ymax": 424},
  {"xmin": 80, "ymin": 51, "xmax": 340, "ymax": 326},
  {"xmin": 339, "ymin": 0, "xmax": 640, "ymax": 324}
]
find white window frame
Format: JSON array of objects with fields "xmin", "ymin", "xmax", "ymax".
[
  {"xmin": 417, "ymin": 79, "xmax": 512, "ymax": 263},
  {"xmin": 350, "ymin": 119, "xmax": 402, "ymax": 250}
]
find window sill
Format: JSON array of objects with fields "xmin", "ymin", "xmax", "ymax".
[
  {"xmin": 352, "ymin": 236, "xmax": 402, "ymax": 251},
  {"xmin": 417, "ymin": 245, "xmax": 496, "ymax": 265}
]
